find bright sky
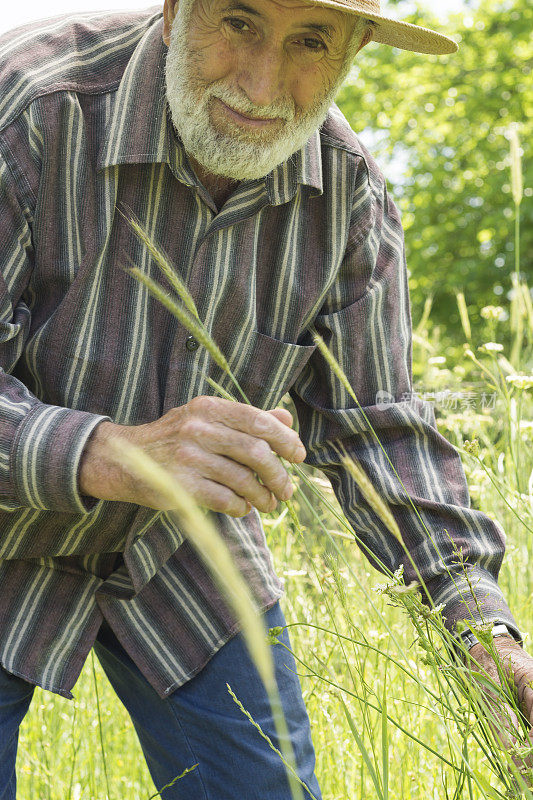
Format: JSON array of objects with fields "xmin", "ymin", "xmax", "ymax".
[{"xmin": 0, "ymin": 0, "xmax": 470, "ymax": 36}]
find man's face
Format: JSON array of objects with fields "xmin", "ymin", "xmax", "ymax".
[{"xmin": 163, "ymin": 0, "xmax": 364, "ymax": 180}]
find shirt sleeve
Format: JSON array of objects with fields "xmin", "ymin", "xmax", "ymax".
[
  {"xmin": 0, "ymin": 137, "xmax": 111, "ymax": 515},
  {"xmin": 289, "ymin": 162, "xmax": 521, "ymax": 642}
]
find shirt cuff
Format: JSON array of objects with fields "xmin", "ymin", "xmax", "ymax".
[
  {"xmin": 10, "ymin": 403, "xmax": 112, "ymax": 513},
  {"xmin": 423, "ymin": 565, "xmax": 522, "ymax": 644}
]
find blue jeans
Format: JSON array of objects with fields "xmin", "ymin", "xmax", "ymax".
[{"xmin": 0, "ymin": 600, "xmax": 322, "ymax": 799}]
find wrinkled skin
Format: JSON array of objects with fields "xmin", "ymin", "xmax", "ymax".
[{"xmin": 162, "ymin": 0, "xmax": 372, "ymax": 190}]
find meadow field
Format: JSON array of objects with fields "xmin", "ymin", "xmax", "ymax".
[
  {"xmin": 0, "ymin": 0, "xmax": 528, "ymax": 792},
  {"xmin": 15, "ymin": 211, "xmax": 532, "ymax": 799}
]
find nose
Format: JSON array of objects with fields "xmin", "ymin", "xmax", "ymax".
[{"xmin": 236, "ymin": 40, "xmax": 285, "ymax": 110}]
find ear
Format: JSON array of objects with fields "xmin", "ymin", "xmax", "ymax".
[
  {"xmin": 163, "ymin": 0, "xmax": 179, "ymax": 46},
  {"xmin": 354, "ymin": 25, "xmax": 374, "ymax": 55}
]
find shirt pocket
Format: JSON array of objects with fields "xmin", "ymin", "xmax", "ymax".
[{"xmin": 231, "ymin": 330, "xmax": 316, "ymax": 410}]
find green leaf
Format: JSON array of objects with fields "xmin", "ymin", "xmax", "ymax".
[
  {"xmin": 338, "ymin": 693, "xmax": 384, "ymax": 800},
  {"xmin": 381, "ymin": 663, "xmax": 389, "ymax": 800}
]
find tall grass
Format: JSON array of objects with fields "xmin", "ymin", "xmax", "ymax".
[
  {"xmin": 104, "ymin": 436, "xmax": 311, "ymax": 800},
  {"xmin": 15, "ymin": 129, "xmax": 532, "ymax": 798}
]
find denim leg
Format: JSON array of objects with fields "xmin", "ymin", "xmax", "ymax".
[
  {"xmin": 0, "ymin": 666, "xmax": 35, "ymax": 800},
  {"xmin": 93, "ymin": 600, "xmax": 323, "ymax": 800}
]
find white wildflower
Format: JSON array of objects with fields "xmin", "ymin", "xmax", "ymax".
[
  {"xmin": 506, "ymin": 375, "xmax": 533, "ymax": 390},
  {"xmin": 480, "ymin": 305, "xmax": 506, "ymax": 322},
  {"xmin": 478, "ymin": 342, "xmax": 504, "ymax": 354}
]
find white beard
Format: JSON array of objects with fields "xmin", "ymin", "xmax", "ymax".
[{"xmin": 164, "ymin": 5, "xmax": 364, "ymax": 181}]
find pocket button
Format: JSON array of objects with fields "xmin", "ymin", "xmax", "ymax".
[{"xmin": 185, "ymin": 335, "xmax": 199, "ymax": 351}]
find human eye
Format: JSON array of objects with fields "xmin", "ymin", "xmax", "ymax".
[
  {"xmin": 291, "ymin": 35, "xmax": 328, "ymax": 57},
  {"xmin": 302, "ymin": 37, "xmax": 326, "ymax": 51},
  {"xmin": 223, "ymin": 16, "xmax": 252, "ymax": 33}
]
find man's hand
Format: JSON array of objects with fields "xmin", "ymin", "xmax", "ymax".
[
  {"xmin": 466, "ymin": 635, "xmax": 533, "ymax": 778},
  {"xmin": 79, "ymin": 396, "xmax": 307, "ymax": 516}
]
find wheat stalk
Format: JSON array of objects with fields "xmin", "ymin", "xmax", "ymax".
[{"xmin": 456, "ymin": 291, "xmax": 472, "ymax": 342}]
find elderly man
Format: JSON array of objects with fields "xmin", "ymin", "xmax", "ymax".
[{"xmin": 0, "ymin": 0, "xmax": 531, "ymax": 797}]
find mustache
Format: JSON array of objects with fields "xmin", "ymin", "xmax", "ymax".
[{"xmin": 207, "ymin": 84, "xmax": 295, "ymax": 122}]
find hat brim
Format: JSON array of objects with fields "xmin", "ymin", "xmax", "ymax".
[{"xmin": 309, "ymin": 1, "xmax": 459, "ymax": 55}]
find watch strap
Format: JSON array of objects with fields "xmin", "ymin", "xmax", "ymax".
[{"xmin": 458, "ymin": 622, "xmax": 523, "ymax": 651}]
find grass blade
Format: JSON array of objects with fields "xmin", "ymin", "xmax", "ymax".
[
  {"xmin": 381, "ymin": 663, "xmax": 389, "ymax": 800},
  {"xmin": 338, "ymin": 692, "xmax": 384, "ymax": 800}
]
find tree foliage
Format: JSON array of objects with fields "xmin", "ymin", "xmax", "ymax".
[{"xmin": 337, "ymin": 0, "xmax": 532, "ymax": 341}]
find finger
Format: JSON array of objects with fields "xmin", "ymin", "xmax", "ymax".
[
  {"xmin": 467, "ymin": 644, "xmax": 533, "ymax": 778},
  {"xmin": 202, "ymin": 424, "xmax": 294, "ymax": 501},
  {"xmin": 517, "ymin": 677, "xmax": 533, "ymax": 724},
  {"xmin": 469, "ymin": 669, "xmax": 522, "ymax": 749},
  {"xmin": 489, "ymin": 703, "xmax": 521, "ymax": 751},
  {"xmin": 481, "ymin": 694, "xmax": 533, "ymax": 774},
  {"xmin": 190, "ymin": 396, "xmax": 306, "ymax": 463},
  {"xmin": 267, "ymin": 408, "xmax": 294, "ymax": 428},
  {"xmin": 189, "ymin": 475, "xmax": 253, "ymax": 518},
  {"xmin": 188, "ymin": 450, "xmax": 280, "ymax": 513}
]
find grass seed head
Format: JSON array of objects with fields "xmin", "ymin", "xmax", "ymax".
[
  {"xmin": 126, "ymin": 265, "xmax": 231, "ymax": 374},
  {"xmin": 456, "ymin": 291, "xmax": 472, "ymax": 341},
  {"xmin": 119, "ymin": 205, "xmax": 200, "ymax": 320},
  {"xmin": 340, "ymin": 454, "xmax": 404, "ymax": 545}
]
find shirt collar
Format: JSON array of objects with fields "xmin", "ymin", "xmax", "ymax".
[
  {"xmin": 266, "ymin": 130, "xmax": 323, "ymax": 204},
  {"xmin": 97, "ymin": 14, "xmax": 324, "ymax": 203},
  {"xmin": 97, "ymin": 14, "xmax": 170, "ymax": 172}
]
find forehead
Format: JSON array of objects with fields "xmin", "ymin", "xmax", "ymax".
[{"xmin": 212, "ymin": 0, "xmax": 352, "ymax": 35}]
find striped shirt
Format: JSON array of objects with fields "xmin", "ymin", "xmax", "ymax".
[{"xmin": 0, "ymin": 7, "xmax": 519, "ymax": 700}]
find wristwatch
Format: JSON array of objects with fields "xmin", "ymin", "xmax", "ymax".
[{"xmin": 458, "ymin": 622, "xmax": 522, "ymax": 652}]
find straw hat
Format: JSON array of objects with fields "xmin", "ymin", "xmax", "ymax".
[{"xmin": 312, "ymin": 0, "xmax": 458, "ymax": 55}]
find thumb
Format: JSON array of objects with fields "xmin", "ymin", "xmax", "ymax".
[{"xmin": 267, "ymin": 408, "xmax": 294, "ymax": 428}]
